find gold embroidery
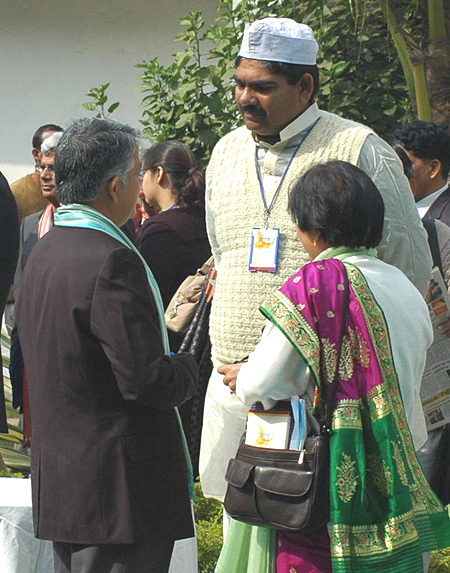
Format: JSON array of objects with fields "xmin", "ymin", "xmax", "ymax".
[
  {"xmin": 392, "ymin": 441, "xmax": 409, "ymax": 486},
  {"xmin": 348, "ymin": 326, "xmax": 370, "ymax": 369},
  {"xmin": 338, "ymin": 334, "xmax": 354, "ymax": 381},
  {"xmin": 310, "ymin": 287, "xmax": 318, "ymax": 293},
  {"xmin": 331, "ymin": 511, "xmax": 419, "ymax": 558},
  {"xmin": 333, "ymin": 401, "xmax": 362, "ymax": 431},
  {"xmin": 367, "ymin": 454, "xmax": 391, "ymax": 496},
  {"xmin": 292, "ymin": 276, "xmax": 301, "ymax": 283},
  {"xmin": 346, "ymin": 263, "xmax": 443, "ymax": 515},
  {"xmin": 317, "ymin": 264, "xmax": 325, "ymax": 270},
  {"xmin": 321, "ymin": 338, "xmax": 337, "ymax": 383},
  {"xmin": 367, "ymin": 384, "xmax": 392, "ymax": 419},
  {"xmin": 261, "ymin": 292, "xmax": 321, "ymax": 383},
  {"xmin": 327, "ymin": 311, "xmax": 335, "ymax": 318},
  {"xmin": 335, "ymin": 452, "xmax": 358, "ymax": 503},
  {"xmin": 337, "ymin": 283, "xmax": 345, "ymax": 291}
]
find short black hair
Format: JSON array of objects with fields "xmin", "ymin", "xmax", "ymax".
[
  {"xmin": 235, "ymin": 56, "xmax": 319, "ymax": 103},
  {"xmin": 289, "ymin": 160, "xmax": 384, "ymax": 249},
  {"xmin": 32, "ymin": 124, "xmax": 63, "ymax": 150},
  {"xmin": 392, "ymin": 144, "xmax": 414, "ymax": 179},
  {"xmin": 393, "ymin": 121, "xmax": 450, "ymax": 179}
]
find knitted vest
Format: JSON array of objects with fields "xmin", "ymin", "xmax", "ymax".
[{"xmin": 208, "ymin": 111, "xmax": 373, "ymax": 364}]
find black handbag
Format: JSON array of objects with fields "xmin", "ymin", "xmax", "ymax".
[{"xmin": 224, "ymin": 268, "xmax": 349, "ymax": 531}]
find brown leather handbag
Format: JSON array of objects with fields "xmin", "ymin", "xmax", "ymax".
[{"xmin": 223, "ymin": 269, "xmax": 349, "ymax": 531}]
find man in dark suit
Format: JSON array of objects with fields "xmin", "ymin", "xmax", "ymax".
[
  {"xmin": 16, "ymin": 118, "xmax": 198, "ymax": 573},
  {"xmin": 394, "ymin": 121, "xmax": 450, "ymax": 226},
  {"xmin": 0, "ymin": 173, "xmax": 19, "ymax": 439}
]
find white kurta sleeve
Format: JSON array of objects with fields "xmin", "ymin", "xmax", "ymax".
[
  {"xmin": 205, "ymin": 163, "xmax": 222, "ymax": 268},
  {"xmin": 235, "ymin": 321, "xmax": 311, "ymax": 410},
  {"xmin": 358, "ymin": 135, "xmax": 432, "ymax": 295}
]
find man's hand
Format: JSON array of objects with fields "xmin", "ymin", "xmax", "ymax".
[{"xmin": 218, "ymin": 363, "xmax": 243, "ymax": 394}]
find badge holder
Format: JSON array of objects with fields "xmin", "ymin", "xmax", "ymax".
[{"xmin": 248, "ymin": 227, "xmax": 280, "ymax": 273}]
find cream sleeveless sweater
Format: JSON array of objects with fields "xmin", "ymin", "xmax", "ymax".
[{"xmin": 208, "ymin": 111, "xmax": 372, "ymax": 365}]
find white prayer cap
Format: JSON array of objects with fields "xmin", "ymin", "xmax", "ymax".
[
  {"xmin": 41, "ymin": 132, "xmax": 63, "ymax": 154},
  {"xmin": 238, "ymin": 18, "xmax": 319, "ymax": 66}
]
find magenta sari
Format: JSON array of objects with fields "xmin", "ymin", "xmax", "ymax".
[{"xmin": 260, "ymin": 257, "xmax": 450, "ymax": 572}]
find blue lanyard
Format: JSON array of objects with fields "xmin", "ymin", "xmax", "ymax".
[
  {"xmin": 255, "ymin": 118, "xmax": 320, "ymax": 228},
  {"xmin": 165, "ymin": 201, "xmax": 179, "ymax": 212}
]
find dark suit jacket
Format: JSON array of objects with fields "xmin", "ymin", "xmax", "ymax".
[
  {"xmin": 0, "ymin": 172, "xmax": 19, "ymax": 432},
  {"xmin": 13, "ymin": 210, "xmax": 41, "ymax": 304},
  {"xmin": 16, "ymin": 226, "xmax": 198, "ymax": 544},
  {"xmin": 423, "ymin": 185, "xmax": 450, "ymax": 227}
]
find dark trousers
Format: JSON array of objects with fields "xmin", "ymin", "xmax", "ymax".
[{"xmin": 53, "ymin": 540, "xmax": 174, "ymax": 573}]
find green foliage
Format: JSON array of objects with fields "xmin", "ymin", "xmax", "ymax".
[
  {"xmin": 82, "ymin": 83, "xmax": 121, "ymax": 119},
  {"xmin": 194, "ymin": 481, "xmax": 223, "ymax": 572},
  {"xmin": 137, "ymin": 0, "xmax": 410, "ymax": 166},
  {"xmin": 430, "ymin": 547, "xmax": 450, "ymax": 572},
  {"xmin": 0, "ymin": 471, "xmax": 26, "ymax": 478}
]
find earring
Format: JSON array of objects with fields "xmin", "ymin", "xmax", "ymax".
[{"xmin": 313, "ymin": 238, "xmax": 317, "ymax": 247}]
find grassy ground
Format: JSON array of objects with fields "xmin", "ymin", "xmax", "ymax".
[{"xmin": 0, "ymin": 326, "xmax": 30, "ymax": 473}]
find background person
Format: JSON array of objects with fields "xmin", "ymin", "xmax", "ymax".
[
  {"xmin": 10, "ymin": 124, "xmax": 63, "ymax": 224},
  {"xmin": 200, "ymin": 16, "xmax": 432, "ymax": 502},
  {"xmin": 0, "ymin": 172, "xmax": 19, "ymax": 441},
  {"xmin": 393, "ymin": 142, "xmax": 450, "ymax": 507},
  {"xmin": 16, "ymin": 118, "xmax": 198, "ymax": 573},
  {"xmin": 218, "ymin": 161, "xmax": 450, "ymax": 573},
  {"xmin": 393, "ymin": 120, "xmax": 450, "ymax": 225},
  {"xmin": 137, "ymin": 140, "xmax": 211, "ymax": 351},
  {"xmin": 10, "ymin": 132, "xmax": 63, "ymax": 448},
  {"xmin": 393, "ymin": 144, "xmax": 450, "ymax": 293}
]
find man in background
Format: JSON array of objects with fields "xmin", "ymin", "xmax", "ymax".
[
  {"xmin": 394, "ymin": 121, "xmax": 450, "ymax": 225},
  {"xmin": 11, "ymin": 124, "xmax": 63, "ymax": 224}
]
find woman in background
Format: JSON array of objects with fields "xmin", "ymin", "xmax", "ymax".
[{"xmin": 137, "ymin": 141, "xmax": 211, "ymax": 351}]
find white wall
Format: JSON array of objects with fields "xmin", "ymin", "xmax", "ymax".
[{"xmin": 0, "ymin": 0, "xmax": 219, "ymax": 183}]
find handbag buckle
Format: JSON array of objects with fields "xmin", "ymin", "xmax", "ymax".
[{"xmin": 169, "ymin": 301, "xmax": 180, "ymax": 319}]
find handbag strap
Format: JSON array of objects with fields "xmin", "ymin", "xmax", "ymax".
[{"xmin": 319, "ymin": 264, "xmax": 350, "ymax": 433}]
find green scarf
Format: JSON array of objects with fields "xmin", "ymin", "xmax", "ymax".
[
  {"xmin": 55, "ymin": 203, "xmax": 194, "ymax": 499},
  {"xmin": 314, "ymin": 245, "xmax": 378, "ymax": 262}
]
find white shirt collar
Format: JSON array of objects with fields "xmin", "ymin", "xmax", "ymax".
[
  {"xmin": 416, "ymin": 183, "xmax": 449, "ymax": 219},
  {"xmin": 255, "ymin": 103, "xmax": 320, "ymax": 148},
  {"xmin": 279, "ymin": 103, "xmax": 320, "ymax": 141}
]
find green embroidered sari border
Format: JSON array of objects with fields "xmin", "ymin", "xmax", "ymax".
[
  {"xmin": 345, "ymin": 263, "xmax": 444, "ymax": 517},
  {"xmin": 260, "ymin": 290, "xmax": 321, "ymax": 387}
]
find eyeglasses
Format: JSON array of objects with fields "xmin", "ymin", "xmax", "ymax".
[{"xmin": 36, "ymin": 164, "xmax": 55, "ymax": 174}]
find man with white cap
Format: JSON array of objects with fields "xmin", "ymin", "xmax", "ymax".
[{"xmin": 199, "ymin": 17, "xmax": 432, "ymax": 502}]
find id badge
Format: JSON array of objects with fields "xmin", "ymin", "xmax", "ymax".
[{"xmin": 248, "ymin": 227, "xmax": 280, "ymax": 272}]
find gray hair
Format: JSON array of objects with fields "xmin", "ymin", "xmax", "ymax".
[
  {"xmin": 41, "ymin": 131, "xmax": 63, "ymax": 154},
  {"xmin": 55, "ymin": 117, "xmax": 140, "ymax": 205}
]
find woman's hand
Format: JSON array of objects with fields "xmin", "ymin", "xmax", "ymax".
[{"xmin": 218, "ymin": 363, "xmax": 243, "ymax": 394}]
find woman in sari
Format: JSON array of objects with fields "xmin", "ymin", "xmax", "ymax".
[{"xmin": 218, "ymin": 161, "xmax": 450, "ymax": 573}]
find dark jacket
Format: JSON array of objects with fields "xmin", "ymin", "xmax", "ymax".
[
  {"xmin": 423, "ymin": 185, "xmax": 450, "ymax": 228},
  {"xmin": 0, "ymin": 172, "xmax": 19, "ymax": 432},
  {"xmin": 16, "ymin": 226, "xmax": 198, "ymax": 544},
  {"xmin": 137, "ymin": 207, "xmax": 211, "ymax": 310}
]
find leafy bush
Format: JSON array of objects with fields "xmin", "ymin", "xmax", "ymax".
[
  {"xmin": 430, "ymin": 547, "xmax": 450, "ymax": 572},
  {"xmin": 194, "ymin": 481, "xmax": 223, "ymax": 572},
  {"xmin": 137, "ymin": 0, "xmax": 410, "ymax": 166}
]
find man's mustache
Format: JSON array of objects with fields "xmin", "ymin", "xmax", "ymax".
[{"xmin": 238, "ymin": 104, "xmax": 267, "ymax": 118}]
